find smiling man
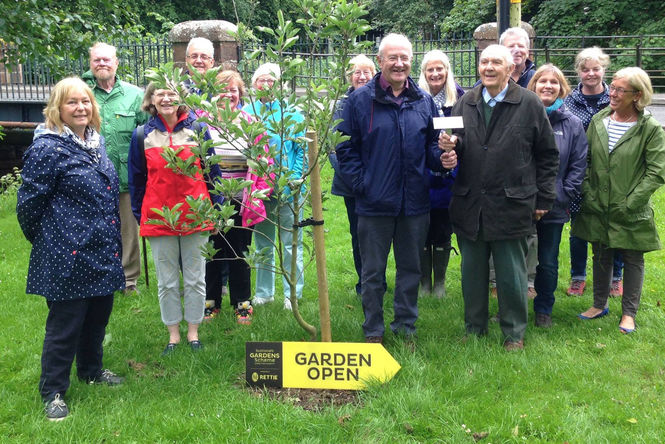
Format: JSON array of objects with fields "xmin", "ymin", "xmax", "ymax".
[
  {"xmin": 336, "ymin": 33, "xmax": 457, "ymax": 346},
  {"xmin": 500, "ymin": 27, "xmax": 536, "ymax": 88},
  {"xmin": 439, "ymin": 44, "xmax": 558, "ymax": 351},
  {"xmin": 83, "ymin": 42, "xmax": 147, "ymax": 294}
]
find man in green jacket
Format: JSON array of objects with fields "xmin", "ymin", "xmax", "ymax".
[{"xmin": 83, "ymin": 42, "xmax": 148, "ymax": 294}]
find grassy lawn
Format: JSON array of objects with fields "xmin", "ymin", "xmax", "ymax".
[{"xmin": 1, "ymin": 164, "xmax": 665, "ymax": 443}]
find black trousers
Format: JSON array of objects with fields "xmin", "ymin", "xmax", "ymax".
[
  {"xmin": 39, "ymin": 294, "xmax": 114, "ymax": 402},
  {"xmin": 205, "ymin": 200, "xmax": 253, "ymax": 308}
]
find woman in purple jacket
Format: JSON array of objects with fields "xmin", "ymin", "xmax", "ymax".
[
  {"xmin": 417, "ymin": 50, "xmax": 464, "ymax": 298},
  {"xmin": 527, "ymin": 65, "xmax": 588, "ymax": 327}
]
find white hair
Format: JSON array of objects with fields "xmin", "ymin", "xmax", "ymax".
[
  {"xmin": 418, "ymin": 50, "xmax": 459, "ymax": 108},
  {"xmin": 480, "ymin": 44, "xmax": 515, "ymax": 68},
  {"xmin": 499, "ymin": 27, "xmax": 530, "ymax": 49},
  {"xmin": 251, "ymin": 63, "xmax": 281, "ymax": 86},
  {"xmin": 186, "ymin": 37, "xmax": 214, "ymax": 58},
  {"xmin": 378, "ymin": 33, "xmax": 413, "ymax": 59},
  {"xmin": 89, "ymin": 42, "xmax": 117, "ymax": 58}
]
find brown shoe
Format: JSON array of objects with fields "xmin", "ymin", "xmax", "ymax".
[
  {"xmin": 490, "ymin": 286, "xmax": 498, "ymax": 298},
  {"xmin": 609, "ymin": 280, "xmax": 623, "ymax": 298},
  {"xmin": 503, "ymin": 339, "xmax": 524, "ymax": 351},
  {"xmin": 527, "ymin": 287, "xmax": 537, "ymax": 300},
  {"xmin": 365, "ymin": 336, "xmax": 383, "ymax": 344},
  {"xmin": 567, "ymin": 280, "xmax": 586, "ymax": 296}
]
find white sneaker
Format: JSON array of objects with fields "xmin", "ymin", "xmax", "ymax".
[
  {"xmin": 253, "ymin": 297, "xmax": 274, "ymax": 306},
  {"xmin": 284, "ymin": 298, "xmax": 292, "ymax": 311}
]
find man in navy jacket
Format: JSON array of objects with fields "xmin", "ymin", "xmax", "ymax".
[{"xmin": 336, "ymin": 33, "xmax": 457, "ymax": 344}]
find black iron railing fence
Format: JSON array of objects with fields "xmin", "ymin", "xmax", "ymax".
[
  {"xmin": 0, "ymin": 37, "xmax": 172, "ymax": 102},
  {"xmin": 2, "ymin": 33, "xmax": 665, "ymax": 103}
]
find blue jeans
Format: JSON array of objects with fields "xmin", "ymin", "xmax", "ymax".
[
  {"xmin": 533, "ymin": 222, "xmax": 564, "ymax": 315},
  {"xmin": 570, "ymin": 231, "xmax": 623, "ymax": 281},
  {"xmin": 254, "ymin": 197, "xmax": 304, "ymax": 301}
]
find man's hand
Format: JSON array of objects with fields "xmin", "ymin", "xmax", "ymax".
[
  {"xmin": 440, "ymin": 149, "xmax": 457, "ymax": 170},
  {"xmin": 438, "ymin": 132, "xmax": 457, "ymax": 152},
  {"xmin": 533, "ymin": 209, "xmax": 548, "ymax": 221}
]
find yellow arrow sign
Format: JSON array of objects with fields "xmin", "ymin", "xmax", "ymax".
[{"xmin": 246, "ymin": 341, "xmax": 401, "ymax": 390}]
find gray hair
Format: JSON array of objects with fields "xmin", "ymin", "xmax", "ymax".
[
  {"xmin": 378, "ymin": 33, "xmax": 413, "ymax": 59},
  {"xmin": 480, "ymin": 44, "xmax": 514, "ymax": 68},
  {"xmin": 186, "ymin": 37, "xmax": 214, "ymax": 58},
  {"xmin": 574, "ymin": 46, "xmax": 610, "ymax": 73},
  {"xmin": 251, "ymin": 63, "xmax": 281, "ymax": 86},
  {"xmin": 89, "ymin": 42, "xmax": 117, "ymax": 58},
  {"xmin": 499, "ymin": 27, "xmax": 530, "ymax": 49}
]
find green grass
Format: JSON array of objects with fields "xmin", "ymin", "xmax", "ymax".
[{"xmin": 2, "ymin": 165, "xmax": 665, "ymax": 443}]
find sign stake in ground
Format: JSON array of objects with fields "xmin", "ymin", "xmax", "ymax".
[{"xmin": 246, "ymin": 341, "xmax": 401, "ymax": 390}]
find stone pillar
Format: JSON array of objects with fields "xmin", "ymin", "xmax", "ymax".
[
  {"xmin": 473, "ymin": 21, "xmax": 535, "ymax": 53},
  {"xmin": 169, "ymin": 20, "xmax": 239, "ymax": 70}
]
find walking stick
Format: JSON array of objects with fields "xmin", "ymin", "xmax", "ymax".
[{"xmin": 142, "ymin": 236, "xmax": 149, "ymax": 288}]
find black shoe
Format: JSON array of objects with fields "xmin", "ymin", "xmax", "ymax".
[
  {"xmin": 535, "ymin": 313, "xmax": 552, "ymax": 328},
  {"xmin": 89, "ymin": 369, "xmax": 125, "ymax": 386},
  {"xmin": 45, "ymin": 394, "xmax": 69, "ymax": 421},
  {"xmin": 189, "ymin": 340, "xmax": 203, "ymax": 351},
  {"xmin": 162, "ymin": 342, "xmax": 178, "ymax": 356}
]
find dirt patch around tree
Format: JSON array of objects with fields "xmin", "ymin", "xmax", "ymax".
[{"xmin": 238, "ymin": 374, "xmax": 361, "ymax": 412}]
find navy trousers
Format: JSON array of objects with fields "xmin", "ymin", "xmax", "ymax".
[
  {"xmin": 39, "ymin": 294, "xmax": 114, "ymax": 402},
  {"xmin": 358, "ymin": 213, "xmax": 429, "ymax": 337}
]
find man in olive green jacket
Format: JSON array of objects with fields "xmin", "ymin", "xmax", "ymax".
[{"xmin": 83, "ymin": 42, "xmax": 148, "ymax": 293}]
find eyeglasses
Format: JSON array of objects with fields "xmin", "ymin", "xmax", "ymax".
[
  {"xmin": 255, "ymin": 78, "xmax": 275, "ymax": 85},
  {"xmin": 384, "ymin": 55, "xmax": 411, "ymax": 63},
  {"xmin": 352, "ymin": 70, "xmax": 372, "ymax": 78},
  {"xmin": 154, "ymin": 92, "xmax": 178, "ymax": 99},
  {"xmin": 187, "ymin": 53, "xmax": 213, "ymax": 61},
  {"xmin": 609, "ymin": 84, "xmax": 637, "ymax": 95}
]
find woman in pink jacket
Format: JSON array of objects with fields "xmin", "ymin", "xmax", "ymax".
[{"xmin": 199, "ymin": 70, "xmax": 273, "ymax": 325}]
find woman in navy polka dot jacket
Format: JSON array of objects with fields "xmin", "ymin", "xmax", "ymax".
[{"xmin": 17, "ymin": 77, "xmax": 126, "ymax": 421}]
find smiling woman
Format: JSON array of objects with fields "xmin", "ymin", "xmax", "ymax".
[
  {"xmin": 128, "ymin": 82, "xmax": 222, "ymax": 355},
  {"xmin": 16, "ymin": 76, "xmax": 126, "ymax": 421},
  {"xmin": 526, "ymin": 64, "xmax": 587, "ymax": 328}
]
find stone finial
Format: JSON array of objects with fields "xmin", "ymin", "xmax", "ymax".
[
  {"xmin": 473, "ymin": 21, "xmax": 535, "ymax": 52},
  {"xmin": 169, "ymin": 20, "xmax": 239, "ymax": 70}
]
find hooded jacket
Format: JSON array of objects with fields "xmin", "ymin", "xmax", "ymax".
[
  {"xmin": 564, "ymin": 82, "xmax": 610, "ymax": 131},
  {"xmin": 572, "ymin": 107, "xmax": 665, "ymax": 251},
  {"xmin": 128, "ymin": 111, "xmax": 220, "ymax": 236},
  {"xmin": 335, "ymin": 73, "xmax": 444, "ymax": 217},
  {"xmin": 242, "ymin": 98, "xmax": 306, "ymax": 200},
  {"xmin": 17, "ymin": 127, "xmax": 124, "ymax": 300},
  {"xmin": 540, "ymin": 104, "xmax": 588, "ymax": 224},
  {"xmin": 448, "ymin": 80, "xmax": 559, "ymax": 241}
]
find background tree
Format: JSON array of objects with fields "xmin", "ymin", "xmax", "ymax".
[
  {"xmin": 367, "ymin": 0, "xmax": 453, "ymax": 37},
  {"xmin": 0, "ymin": 0, "xmax": 142, "ymax": 77},
  {"xmin": 146, "ymin": 0, "xmax": 371, "ymax": 341}
]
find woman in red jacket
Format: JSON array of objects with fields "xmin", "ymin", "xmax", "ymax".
[{"xmin": 129, "ymin": 83, "xmax": 220, "ymax": 355}]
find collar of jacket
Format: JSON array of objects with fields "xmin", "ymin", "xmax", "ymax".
[
  {"xmin": 570, "ymin": 82, "xmax": 610, "ymax": 105},
  {"xmin": 548, "ymin": 103, "xmax": 570, "ymax": 125},
  {"xmin": 464, "ymin": 79, "xmax": 523, "ymax": 106},
  {"xmin": 370, "ymin": 74, "xmax": 423, "ymax": 105},
  {"xmin": 82, "ymin": 70, "xmax": 123, "ymax": 95},
  {"xmin": 149, "ymin": 110, "xmax": 197, "ymax": 133},
  {"xmin": 595, "ymin": 105, "xmax": 652, "ymax": 128}
]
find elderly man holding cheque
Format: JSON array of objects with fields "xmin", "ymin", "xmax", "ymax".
[{"xmin": 439, "ymin": 44, "xmax": 559, "ymax": 351}]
